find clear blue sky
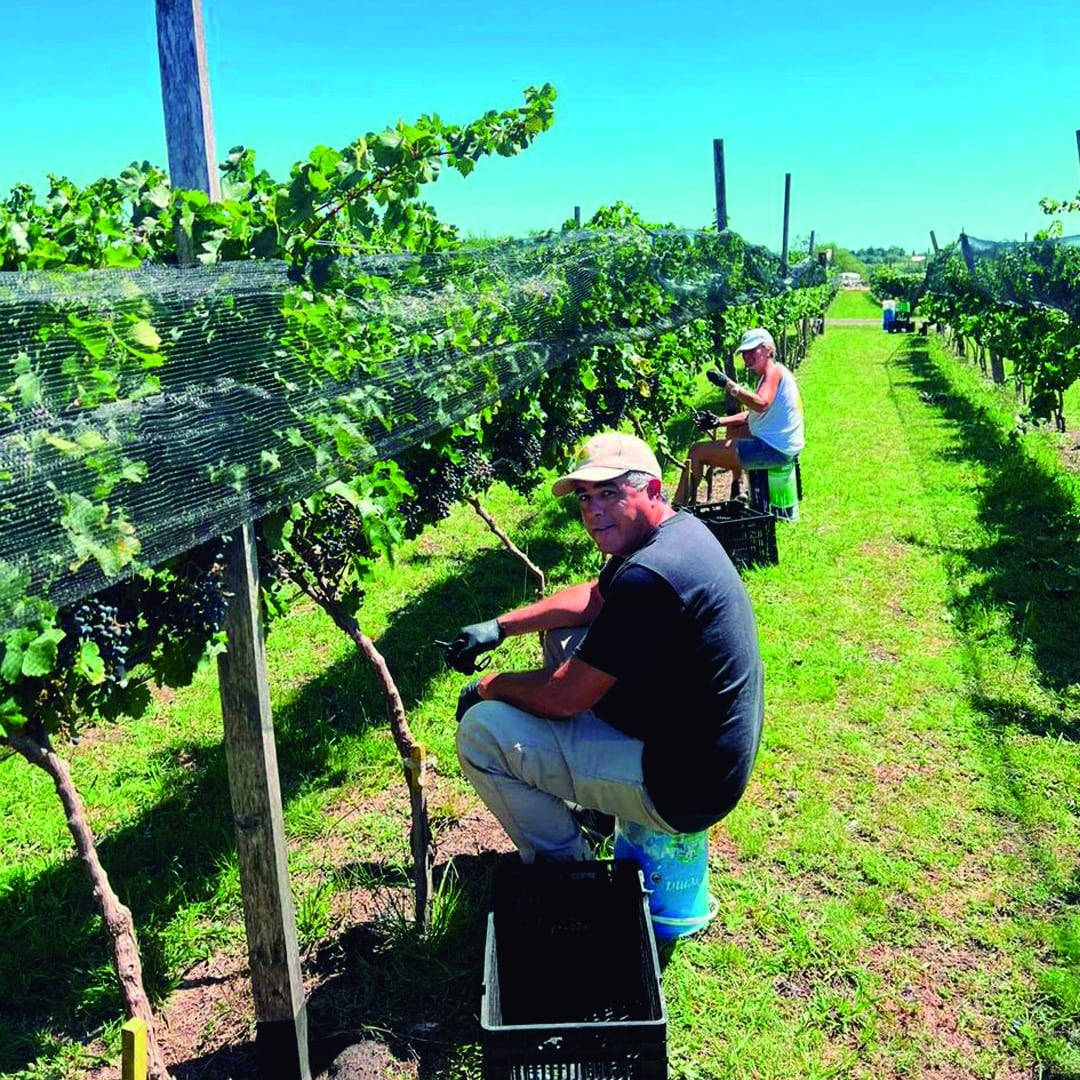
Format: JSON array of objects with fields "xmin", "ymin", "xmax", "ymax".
[{"xmin": 4, "ymin": 0, "xmax": 1080, "ymax": 255}]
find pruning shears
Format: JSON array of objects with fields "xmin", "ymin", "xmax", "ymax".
[{"xmin": 433, "ymin": 640, "xmax": 492, "ymax": 674}]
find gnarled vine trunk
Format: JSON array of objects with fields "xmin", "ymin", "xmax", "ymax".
[
  {"xmin": 337, "ymin": 613, "xmax": 434, "ymax": 931},
  {"xmin": 271, "ymin": 561, "xmax": 434, "ymax": 931},
  {"xmin": 5, "ymin": 727, "xmax": 172, "ymax": 1080},
  {"xmin": 466, "ymin": 495, "xmax": 546, "ymax": 595}
]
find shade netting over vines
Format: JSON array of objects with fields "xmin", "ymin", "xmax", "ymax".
[
  {"xmin": 0, "ymin": 226, "xmax": 825, "ymax": 631},
  {"xmin": 926, "ymin": 233, "xmax": 1080, "ymax": 318}
]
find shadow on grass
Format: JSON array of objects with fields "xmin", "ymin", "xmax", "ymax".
[
  {"xmin": 372, "ymin": 496, "xmax": 597, "ymax": 710},
  {"xmin": 0, "ymin": 493, "xmax": 596, "ymax": 1075},
  {"xmin": 896, "ymin": 339, "xmax": 1080, "ymax": 732},
  {"xmin": 168, "ymin": 850, "xmax": 504, "ymax": 1080},
  {"xmin": 969, "ymin": 692, "xmax": 1080, "ymax": 743}
]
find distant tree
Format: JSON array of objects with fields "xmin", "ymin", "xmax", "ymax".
[
  {"xmin": 869, "ymin": 265, "xmax": 924, "ymax": 306},
  {"xmin": 817, "ymin": 242, "xmax": 869, "ymax": 278},
  {"xmin": 854, "ymin": 245, "xmax": 910, "ymax": 267}
]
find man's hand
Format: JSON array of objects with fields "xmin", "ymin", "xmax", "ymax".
[
  {"xmin": 456, "ymin": 678, "xmax": 485, "ymax": 723},
  {"xmin": 444, "ymin": 618, "xmax": 504, "ymax": 674},
  {"xmin": 706, "ymin": 367, "xmax": 734, "ymax": 391},
  {"xmin": 693, "ymin": 410, "xmax": 722, "ymax": 433}
]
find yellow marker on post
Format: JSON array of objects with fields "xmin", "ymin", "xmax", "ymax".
[{"xmin": 121, "ymin": 1017, "xmax": 148, "ymax": 1080}]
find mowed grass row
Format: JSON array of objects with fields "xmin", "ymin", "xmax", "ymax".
[
  {"xmin": 1, "ymin": 302, "xmax": 1078, "ymax": 1079},
  {"xmin": 694, "ymin": 313, "xmax": 1080, "ymax": 1079}
]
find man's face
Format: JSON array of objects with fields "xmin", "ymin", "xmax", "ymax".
[{"xmin": 574, "ymin": 477, "xmax": 658, "ymax": 557}]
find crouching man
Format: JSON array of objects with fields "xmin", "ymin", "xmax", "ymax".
[{"xmin": 445, "ymin": 431, "xmax": 764, "ymax": 862}]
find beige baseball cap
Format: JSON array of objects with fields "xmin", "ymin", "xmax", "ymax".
[{"xmin": 552, "ymin": 432, "xmax": 662, "ymax": 496}]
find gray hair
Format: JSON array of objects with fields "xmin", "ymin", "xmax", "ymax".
[
  {"xmin": 620, "ymin": 470, "xmax": 666, "ymax": 500},
  {"xmin": 618, "ymin": 469, "xmax": 652, "ymax": 489}
]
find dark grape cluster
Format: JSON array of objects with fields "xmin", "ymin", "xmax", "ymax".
[
  {"xmin": 588, "ymin": 385, "xmax": 629, "ymax": 429},
  {"xmin": 458, "ymin": 441, "xmax": 496, "ymax": 494},
  {"xmin": 308, "ymin": 497, "xmax": 359, "ymax": 583},
  {"xmin": 400, "ymin": 455, "xmax": 468, "ymax": 538},
  {"xmin": 37, "ymin": 541, "xmax": 237, "ymax": 725},
  {"xmin": 284, "ymin": 495, "xmax": 377, "ymax": 593},
  {"xmin": 141, "ymin": 540, "xmax": 230, "ymax": 644},
  {"xmin": 544, "ymin": 413, "xmax": 589, "ymax": 463},
  {"xmin": 488, "ymin": 419, "xmax": 544, "ymax": 492},
  {"xmin": 59, "ymin": 598, "xmax": 133, "ymax": 689},
  {"xmin": 184, "ymin": 546, "xmax": 229, "ymax": 636}
]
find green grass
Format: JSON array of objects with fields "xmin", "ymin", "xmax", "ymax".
[
  {"xmin": 2, "ymin": 319, "xmax": 1079, "ymax": 1079},
  {"xmin": 825, "ymin": 288, "xmax": 881, "ymax": 319}
]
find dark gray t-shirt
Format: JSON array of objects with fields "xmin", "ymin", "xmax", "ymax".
[{"xmin": 575, "ymin": 511, "xmax": 764, "ymax": 832}]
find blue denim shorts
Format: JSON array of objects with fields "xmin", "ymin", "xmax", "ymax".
[{"xmin": 734, "ymin": 436, "xmax": 794, "ymax": 470}]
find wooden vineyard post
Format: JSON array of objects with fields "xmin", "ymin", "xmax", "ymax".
[
  {"xmin": 780, "ymin": 172, "xmax": 791, "ymax": 277},
  {"xmin": 155, "ymin": 3, "xmax": 311, "ymax": 1077},
  {"xmin": 990, "ymin": 350, "xmax": 1006, "ymax": 385},
  {"xmin": 574, "ymin": 204, "xmax": 581, "ymax": 227},
  {"xmin": 713, "ymin": 138, "xmax": 727, "ymax": 232},
  {"xmin": 217, "ymin": 530, "xmax": 310, "ymax": 1079},
  {"xmin": 778, "ymin": 173, "xmax": 791, "ymax": 366},
  {"xmin": 155, "ymin": 0, "xmax": 218, "ymax": 261},
  {"xmin": 710, "ymin": 138, "xmax": 738, "ymax": 393}
]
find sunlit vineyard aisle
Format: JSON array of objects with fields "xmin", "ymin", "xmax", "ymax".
[
  {"xmin": 682, "ymin": 315, "xmax": 1080, "ymax": 1079},
  {"xmin": 1, "ymin": 311, "xmax": 1078, "ymax": 1079}
]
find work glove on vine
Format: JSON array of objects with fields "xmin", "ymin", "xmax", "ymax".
[
  {"xmin": 444, "ymin": 618, "xmax": 504, "ymax": 674},
  {"xmin": 693, "ymin": 410, "xmax": 722, "ymax": 433},
  {"xmin": 456, "ymin": 679, "xmax": 485, "ymax": 724},
  {"xmin": 706, "ymin": 367, "xmax": 734, "ymax": 392}
]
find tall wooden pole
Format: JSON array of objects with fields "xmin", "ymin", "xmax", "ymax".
[
  {"xmin": 709, "ymin": 138, "xmax": 738, "ymax": 431},
  {"xmin": 780, "ymin": 172, "xmax": 791, "ymax": 277},
  {"xmin": 959, "ymin": 232, "xmax": 975, "ymax": 274},
  {"xmin": 713, "ymin": 139, "xmax": 727, "ymax": 231},
  {"xmin": 930, "ymin": 230, "xmax": 939, "ymax": 255},
  {"xmin": 574, "ymin": 205, "xmax": 581, "ymax": 227},
  {"xmin": 154, "ymin": 4, "xmax": 310, "ymax": 1078},
  {"xmin": 808, "ymin": 230, "xmax": 815, "ymax": 258},
  {"xmin": 156, "ymin": 0, "xmax": 219, "ymax": 259}
]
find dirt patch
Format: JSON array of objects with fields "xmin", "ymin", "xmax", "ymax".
[
  {"xmin": 865, "ymin": 941, "xmax": 1029, "ymax": 1080},
  {"xmin": 1060, "ymin": 426, "xmax": 1080, "ymax": 475},
  {"xmin": 85, "ymin": 792, "xmax": 514, "ymax": 1080}
]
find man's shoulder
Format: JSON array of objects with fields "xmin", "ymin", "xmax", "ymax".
[
  {"xmin": 628, "ymin": 511, "xmax": 729, "ymax": 570},
  {"xmin": 656, "ymin": 509, "xmax": 718, "ymax": 543}
]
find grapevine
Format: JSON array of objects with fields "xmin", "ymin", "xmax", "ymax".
[
  {"xmin": 923, "ymin": 236, "xmax": 1080, "ymax": 430},
  {"xmin": 0, "ymin": 77, "xmax": 837, "ymax": 1076}
]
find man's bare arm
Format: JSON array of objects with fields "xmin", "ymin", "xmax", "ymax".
[
  {"xmin": 477, "ymin": 656, "xmax": 616, "ymax": 719},
  {"xmin": 497, "ymin": 580, "xmax": 604, "ymax": 637}
]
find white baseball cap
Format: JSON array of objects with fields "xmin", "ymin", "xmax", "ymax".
[{"xmin": 736, "ymin": 327, "xmax": 775, "ymax": 353}]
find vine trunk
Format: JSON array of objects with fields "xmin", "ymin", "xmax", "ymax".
[{"xmin": 5, "ymin": 728, "xmax": 172, "ymax": 1080}]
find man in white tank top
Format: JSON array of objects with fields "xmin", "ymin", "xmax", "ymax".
[{"xmin": 673, "ymin": 327, "xmax": 804, "ymax": 504}]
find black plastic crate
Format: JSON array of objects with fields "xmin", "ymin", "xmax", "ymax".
[
  {"xmin": 481, "ymin": 860, "xmax": 668, "ymax": 1079},
  {"xmin": 684, "ymin": 500, "xmax": 778, "ymax": 570}
]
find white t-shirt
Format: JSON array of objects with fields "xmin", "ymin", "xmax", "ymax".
[{"xmin": 747, "ymin": 365, "xmax": 804, "ymax": 456}]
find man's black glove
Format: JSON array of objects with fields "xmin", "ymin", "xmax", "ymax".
[
  {"xmin": 444, "ymin": 618, "xmax": 504, "ymax": 674},
  {"xmin": 694, "ymin": 410, "xmax": 722, "ymax": 433},
  {"xmin": 456, "ymin": 679, "xmax": 485, "ymax": 723},
  {"xmin": 706, "ymin": 367, "xmax": 734, "ymax": 391}
]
